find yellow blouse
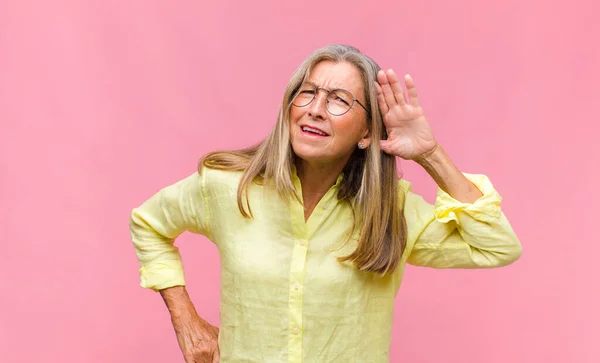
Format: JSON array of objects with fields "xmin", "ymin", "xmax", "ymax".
[{"xmin": 129, "ymin": 166, "xmax": 522, "ymax": 362}]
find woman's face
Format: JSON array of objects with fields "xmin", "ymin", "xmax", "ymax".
[{"xmin": 289, "ymin": 61, "xmax": 370, "ymax": 168}]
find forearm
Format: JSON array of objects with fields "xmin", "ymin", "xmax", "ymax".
[
  {"xmin": 160, "ymin": 286, "xmax": 221, "ymax": 359},
  {"xmin": 415, "ymin": 144, "xmax": 483, "ymax": 204},
  {"xmin": 160, "ymin": 286, "xmax": 198, "ymax": 320}
]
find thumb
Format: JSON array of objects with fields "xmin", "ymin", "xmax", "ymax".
[
  {"xmin": 379, "ymin": 139, "xmax": 393, "ymax": 154},
  {"xmin": 212, "ymin": 347, "xmax": 220, "ymax": 363}
]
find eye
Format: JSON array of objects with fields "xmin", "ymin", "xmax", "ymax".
[
  {"xmin": 300, "ymin": 90, "xmax": 315, "ymax": 95},
  {"xmin": 335, "ymin": 96, "xmax": 350, "ymax": 105}
]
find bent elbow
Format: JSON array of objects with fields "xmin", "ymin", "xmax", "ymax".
[{"xmin": 494, "ymin": 237, "xmax": 523, "ymax": 267}]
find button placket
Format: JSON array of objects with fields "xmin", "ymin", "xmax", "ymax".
[{"xmin": 288, "ymin": 194, "xmax": 309, "ymax": 363}]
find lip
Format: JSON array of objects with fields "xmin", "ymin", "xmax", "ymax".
[{"xmin": 299, "ymin": 124, "xmax": 330, "ymax": 136}]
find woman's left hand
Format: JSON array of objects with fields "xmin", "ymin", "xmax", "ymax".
[{"xmin": 376, "ymin": 69, "xmax": 438, "ymax": 161}]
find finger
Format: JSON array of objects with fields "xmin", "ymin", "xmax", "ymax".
[
  {"xmin": 385, "ymin": 69, "xmax": 407, "ymax": 106},
  {"xmin": 377, "ymin": 70, "xmax": 398, "ymax": 107},
  {"xmin": 375, "ymin": 82, "xmax": 389, "ymax": 115},
  {"xmin": 379, "ymin": 139, "xmax": 393, "ymax": 154},
  {"xmin": 404, "ymin": 74, "xmax": 420, "ymax": 107}
]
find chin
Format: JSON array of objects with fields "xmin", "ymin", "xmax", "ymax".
[{"xmin": 292, "ymin": 144, "xmax": 323, "ymax": 162}]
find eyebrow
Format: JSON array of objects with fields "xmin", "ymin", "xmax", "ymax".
[
  {"xmin": 305, "ymin": 81, "xmax": 321, "ymax": 89},
  {"xmin": 304, "ymin": 80, "xmax": 366, "ymax": 99},
  {"xmin": 304, "ymin": 81, "xmax": 343, "ymax": 92}
]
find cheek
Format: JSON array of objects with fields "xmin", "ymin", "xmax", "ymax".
[
  {"xmin": 289, "ymin": 107, "xmax": 302, "ymax": 124},
  {"xmin": 332, "ymin": 117, "xmax": 367, "ymax": 141}
]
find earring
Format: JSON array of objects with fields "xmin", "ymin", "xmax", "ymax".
[{"xmin": 358, "ymin": 142, "xmax": 366, "ymax": 149}]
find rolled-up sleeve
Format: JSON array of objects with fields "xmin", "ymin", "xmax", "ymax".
[
  {"xmin": 129, "ymin": 171, "xmax": 212, "ymax": 291},
  {"xmin": 403, "ymin": 173, "xmax": 522, "ymax": 268}
]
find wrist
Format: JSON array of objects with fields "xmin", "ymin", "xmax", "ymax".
[{"xmin": 415, "ymin": 143, "xmax": 444, "ymax": 167}]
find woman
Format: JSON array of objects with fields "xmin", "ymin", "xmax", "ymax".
[{"xmin": 129, "ymin": 44, "xmax": 522, "ymax": 363}]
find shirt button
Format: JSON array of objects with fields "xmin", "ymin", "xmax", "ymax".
[
  {"xmin": 292, "ymin": 327, "xmax": 300, "ymax": 335},
  {"xmin": 299, "ymin": 240, "xmax": 306, "ymax": 247},
  {"xmin": 293, "ymin": 283, "xmax": 300, "ymax": 290}
]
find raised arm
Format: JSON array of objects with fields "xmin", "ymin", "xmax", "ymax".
[
  {"xmin": 375, "ymin": 69, "xmax": 521, "ymax": 268},
  {"xmin": 401, "ymin": 168, "xmax": 522, "ymax": 269}
]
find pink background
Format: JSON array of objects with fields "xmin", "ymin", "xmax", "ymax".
[{"xmin": 1, "ymin": 0, "xmax": 598, "ymax": 362}]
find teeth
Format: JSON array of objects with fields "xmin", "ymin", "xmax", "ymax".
[{"xmin": 302, "ymin": 126, "xmax": 327, "ymax": 136}]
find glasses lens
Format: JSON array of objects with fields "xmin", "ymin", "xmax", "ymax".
[
  {"xmin": 327, "ymin": 89, "xmax": 353, "ymax": 115},
  {"xmin": 292, "ymin": 83, "xmax": 316, "ymax": 107}
]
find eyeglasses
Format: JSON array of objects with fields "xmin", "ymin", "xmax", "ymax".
[{"xmin": 292, "ymin": 82, "xmax": 369, "ymax": 116}]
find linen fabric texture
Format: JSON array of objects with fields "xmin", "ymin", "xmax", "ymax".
[{"xmin": 129, "ymin": 166, "xmax": 522, "ymax": 362}]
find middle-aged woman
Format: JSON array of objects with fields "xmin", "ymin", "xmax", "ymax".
[{"xmin": 129, "ymin": 44, "xmax": 522, "ymax": 363}]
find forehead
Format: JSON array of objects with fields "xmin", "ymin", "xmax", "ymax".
[{"xmin": 306, "ymin": 61, "xmax": 364, "ymax": 93}]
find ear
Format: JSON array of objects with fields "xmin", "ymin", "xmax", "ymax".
[{"xmin": 359, "ymin": 126, "xmax": 371, "ymax": 148}]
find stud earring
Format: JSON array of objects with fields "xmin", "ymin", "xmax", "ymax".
[{"xmin": 358, "ymin": 142, "xmax": 366, "ymax": 149}]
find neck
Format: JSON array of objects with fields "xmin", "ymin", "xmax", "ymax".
[
  {"xmin": 295, "ymin": 158, "xmax": 344, "ymax": 196},
  {"xmin": 295, "ymin": 158, "xmax": 345, "ymax": 221}
]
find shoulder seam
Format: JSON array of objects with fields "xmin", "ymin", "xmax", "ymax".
[{"xmin": 200, "ymin": 169, "xmax": 213, "ymax": 241}]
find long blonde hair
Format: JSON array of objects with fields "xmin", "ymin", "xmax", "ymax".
[{"xmin": 198, "ymin": 44, "xmax": 407, "ymax": 275}]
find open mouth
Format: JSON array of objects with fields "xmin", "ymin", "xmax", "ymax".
[{"xmin": 300, "ymin": 125, "xmax": 329, "ymax": 137}]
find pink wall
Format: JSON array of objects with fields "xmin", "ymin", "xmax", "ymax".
[{"xmin": 1, "ymin": 0, "xmax": 598, "ymax": 362}]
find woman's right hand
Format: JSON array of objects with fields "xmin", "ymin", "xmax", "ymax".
[{"xmin": 171, "ymin": 311, "xmax": 220, "ymax": 363}]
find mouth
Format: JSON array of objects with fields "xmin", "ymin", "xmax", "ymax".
[{"xmin": 299, "ymin": 124, "xmax": 329, "ymax": 137}]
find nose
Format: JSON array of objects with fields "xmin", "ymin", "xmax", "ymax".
[{"xmin": 307, "ymin": 89, "xmax": 328, "ymax": 120}]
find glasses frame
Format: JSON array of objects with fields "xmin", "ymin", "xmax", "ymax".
[{"xmin": 292, "ymin": 82, "xmax": 370, "ymax": 117}]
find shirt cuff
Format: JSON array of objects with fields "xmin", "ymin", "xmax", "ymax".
[
  {"xmin": 139, "ymin": 260, "xmax": 186, "ymax": 292},
  {"xmin": 433, "ymin": 173, "xmax": 502, "ymax": 224}
]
